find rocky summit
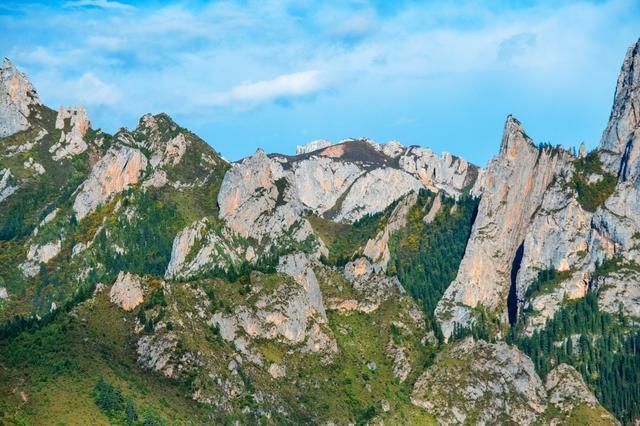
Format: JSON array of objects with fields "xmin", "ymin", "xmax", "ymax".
[{"xmin": 0, "ymin": 38, "xmax": 640, "ymax": 425}]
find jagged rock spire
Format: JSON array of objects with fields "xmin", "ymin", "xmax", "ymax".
[
  {"xmin": 600, "ymin": 38, "xmax": 640, "ymax": 153},
  {"xmin": 599, "ymin": 38, "xmax": 640, "ymax": 181},
  {"xmin": 499, "ymin": 114, "xmax": 535, "ymax": 159},
  {"xmin": 0, "ymin": 58, "xmax": 42, "ymax": 138}
]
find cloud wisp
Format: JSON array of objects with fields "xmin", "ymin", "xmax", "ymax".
[
  {"xmin": 201, "ymin": 70, "xmax": 328, "ymax": 108},
  {"xmin": 63, "ymin": 0, "xmax": 136, "ymax": 11}
]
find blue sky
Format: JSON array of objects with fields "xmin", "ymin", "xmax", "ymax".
[{"xmin": 1, "ymin": 0, "xmax": 639, "ymax": 165}]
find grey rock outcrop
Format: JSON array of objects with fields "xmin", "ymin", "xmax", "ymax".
[
  {"xmin": 276, "ymin": 253, "xmax": 326, "ymax": 319},
  {"xmin": 0, "ymin": 58, "xmax": 41, "ymax": 138},
  {"xmin": 210, "ymin": 261, "xmax": 336, "ymax": 357},
  {"xmin": 217, "ymin": 139, "xmax": 479, "ymax": 248},
  {"xmin": 0, "ymin": 168, "xmax": 17, "ymax": 204},
  {"xmin": 599, "ymin": 38, "xmax": 640, "ymax": 182},
  {"xmin": 363, "ymin": 192, "xmax": 417, "ymax": 270},
  {"xmin": 20, "ymin": 240, "xmax": 62, "ymax": 277},
  {"xmin": 399, "ymin": 147, "xmax": 475, "ymax": 196},
  {"xmin": 594, "ymin": 267, "xmax": 640, "ymax": 318},
  {"xmin": 436, "ymin": 116, "xmax": 564, "ymax": 338},
  {"xmin": 164, "ymin": 219, "xmax": 243, "ymax": 280},
  {"xmin": 73, "ymin": 144, "xmax": 147, "ymax": 220},
  {"xmin": 50, "ymin": 107, "xmax": 90, "ymax": 160},
  {"xmin": 296, "ymin": 139, "xmax": 332, "ymax": 154},
  {"xmin": 545, "ymin": 364, "xmax": 596, "ymax": 412},
  {"xmin": 327, "ymin": 257, "xmax": 405, "ymax": 313},
  {"xmin": 333, "ymin": 167, "xmax": 422, "ymax": 223},
  {"xmin": 109, "ymin": 272, "xmax": 144, "ymax": 311},
  {"xmin": 411, "ymin": 338, "xmax": 614, "ymax": 425},
  {"xmin": 411, "ymin": 338, "xmax": 547, "ymax": 425},
  {"xmin": 217, "ymin": 149, "xmax": 306, "ymax": 242}
]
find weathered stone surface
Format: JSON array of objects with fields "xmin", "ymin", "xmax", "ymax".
[
  {"xmin": 293, "ymin": 156, "xmax": 362, "ymax": 213},
  {"xmin": 23, "ymin": 157, "xmax": 45, "ymax": 175},
  {"xmin": 363, "ymin": 192, "xmax": 417, "ymax": 270},
  {"xmin": 217, "ymin": 139, "xmax": 479, "ymax": 246},
  {"xmin": 109, "ymin": 272, "xmax": 144, "ymax": 311},
  {"xmin": 423, "ymin": 191, "xmax": 442, "ymax": 224},
  {"xmin": 515, "ymin": 169, "xmax": 593, "ymax": 332},
  {"xmin": 387, "ymin": 342, "xmax": 411, "ymax": 383},
  {"xmin": 296, "ymin": 139, "xmax": 332, "ymax": 155},
  {"xmin": 73, "ymin": 145, "xmax": 147, "ymax": 220},
  {"xmin": 334, "ymin": 167, "xmax": 422, "ymax": 223},
  {"xmin": 411, "ymin": 338, "xmax": 547, "ymax": 425},
  {"xmin": 136, "ymin": 333, "xmax": 179, "ymax": 378},
  {"xmin": 399, "ymin": 147, "xmax": 475, "ymax": 196},
  {"xmin": 599, "ymin": 38, "xmax": 640, "ymax": 181},
  {"xmin": 165, "ymin": 219, "xmax": 243, "ymax": 280},
  {"xmin": 138, "ymin": 114, "xmax": 191, "ymax": 167},
  {"xmin": 0, "ymin": 168, "xmax": 17, "ymax": 203},
  {"xmin": 20, "ymin": 240, "xmax": 62, "ymax": 277},
  {"xmin": 436, "ymin": 116, "xmax": 564, "ymax": 339},
  {"xmin": 0, "ymin": 58, "xmax": 41, "ymax": 138},
  {"xmin": 50, "ymin": 107, "xmax": 90, "ymax": 160},
  {"xmin": 268, "ymin": 363, "xmax": 286, "ymax": 379},
  {"xmin": 326, "ymin": 258, "xmax": 404, "ymax": 313},
  {"xmin": 594, "ymin": 268, "xmax": 640, "ymax": 318},
  {"xmin": 276, "ymin": 253, "xmax": 326, "ymax": 319},
  {"xmin": 0, "ymin": 286, "xmax": 8, "ymax": 300},
  {"xmin": 545, "ymin": 364, "xmax": 597, "ymax": 412},
  {"xmin": 218, "ymin": 149, "xmax": 301, "ymax": 241},
  {"xmin": 210, "ymin": 265, "xmax": 335, "ymax": 356}
]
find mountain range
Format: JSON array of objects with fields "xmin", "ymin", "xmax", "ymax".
[{"xmin": 0, "ymin": 37, "xmax": 639, "ymax": 425}]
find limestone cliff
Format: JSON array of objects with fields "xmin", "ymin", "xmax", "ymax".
[
  {"xmin": 436, "ymin": 116, "xmax": 564, "ymax": 338},
  {"xmin": 0, "ymin": 58, "xmax": 41, "ymax": 138},
  {"xmin": 73, "ymin": 144, "xmax": 147, "ymax": 220},
  {"xmin": 411, "ymin": 338, "xmax": 616, "ymax": 425}
]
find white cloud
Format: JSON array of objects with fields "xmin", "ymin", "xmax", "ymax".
[
  {"xmin": 33, "ymin": 71, "xmax": 122, "ymax": 108},
  {"xmin": 202, "ymin": 70, "xmax": 328, "ymax": 107},
  {"xmin": 63, "ymin": 0, "xmax": 135, "ymax": 11}
]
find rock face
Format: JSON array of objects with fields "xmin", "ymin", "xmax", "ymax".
[
  {"xmin": 545, "ymin": 364, "xmax": 597, "ymax": 412},
  {"xmin": 594, "ymin": 268, "xmax": 640, "ymax": 318},
  {"xmin": 363, "ymin": 192, "xmax": 417, "ymax": 270},
  {"xmin": 411, "ymin": 338, "xmax": 547, "ymax": 425},
  {"xmin": 0, "ymin": 168, "xmax": 18, "ymax": 204},
  {"xmin": 411, "ymin": 338, "xmax": 614, "ymax": 425},
  {"xmin": 20, "ymin": 240, "xmax": 62, "ymax": 277},
  {"xmin": 0, "ymin": 58, "xmax": 41, "ymax": 138},
  {"xmin": 515, "ymin": 167, "xmax": 592, "ymax": 332},
  {"xmin": 164, "ymin": 219, "xmax": 243, "ymax": 280},
  {"xmin": 73, "ymin": 144, "xmax": 147, "ymax": 220},
  {"xmin": 217, "ymin": 139, "xmax": 478, "ymax": 246},
  {"xmin": 135, "ymin": 114, "xmax": 191, "ymax": 168},
  {"xmin": 399, "ymin": 148, "xmax": 475, "ymax": 196},
  {"xmin": 600, "ymin": 38, "xmax": 640, "ymax": 181},
  {"xmin": 436, "ymin": 116, "xmax": 564, "ymax": 338},
  {"xmin": 50, "ymin": 107, "xmax": 90, "ymax": 160},
  {"xmin": 296, "ymin": 139, "xmax": 332, "ymax": 154},
  {"xmin": 276, "ymin": 253, "xmax": 326, "ymax": 319},
  {"xmin": 109, "ymin": 272, "xmax": 144, "ymax": 311},
  {"xmin": 217, "ymin": 149, "xmax": 307, "ymax": 243},
  {"xmin": 210, "ymin": 254, "xmax": 336, "ymax": 358},
  {"xmin": 333, "ymin": 167, "xmax": 422, "ymax": 222}
]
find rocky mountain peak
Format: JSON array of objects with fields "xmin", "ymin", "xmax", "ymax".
[
  {"xmin": 0, "ymin": 58, "xmax": 42, "ymax": 138},
  {"xmin": 600, "ymin": 38, "xmax": 640, "ymax": 153},
  {"xmin": 499, "ymin": 114, "xmax": 535, "ymax": 159},
  {"xmin": 599, "ymin": 38, "xmax": 640, "ymax": 181},
  {"xmin": 50, "ymin": 106, "xmax": 91, "ymax": 160},
  {"xmin": 296, "ymin": 139, "xmax": 332, "ymax": 155}
]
